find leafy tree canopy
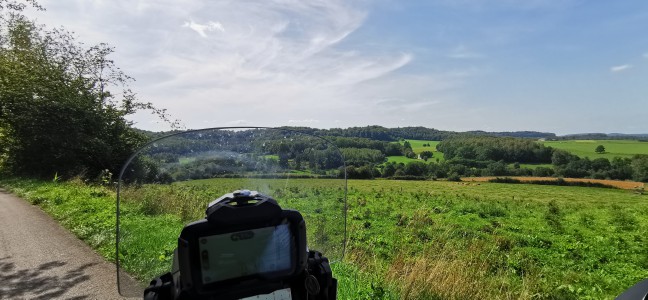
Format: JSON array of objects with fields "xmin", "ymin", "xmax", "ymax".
[{"xmin": 0, "ymin": 1, "xmax": 177, "ymax": 178}]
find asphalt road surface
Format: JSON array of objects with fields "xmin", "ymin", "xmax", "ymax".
[{"xmin": 0, "ymin": 188, "xmax": 139, "ymax": 299}]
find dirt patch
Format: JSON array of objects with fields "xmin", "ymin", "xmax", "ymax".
[{"xmin": 462, "ymin": 177, "xmax": 645, "ymax": 190}]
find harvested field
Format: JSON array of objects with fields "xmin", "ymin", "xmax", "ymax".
[{"xmin": 462, "ymin": 176, "xmax": 645, "ymax": 190}]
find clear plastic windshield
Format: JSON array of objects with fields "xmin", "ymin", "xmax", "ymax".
[{"xmin": 116, "ymin": 127, "xmax": 347, "ymax": 297}]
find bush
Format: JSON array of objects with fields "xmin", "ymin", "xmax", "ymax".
[
  {"xmin": 489, "ymin": 177, "xmax": 521, "ymax": 184},
  {"xmin": 390, "ymin": 175, "xmax": 427, "ymax": 181},
  {"xmin": 447, "ymin": 173, "xmax": 462, "ymax": 182},
  {"xmin": 533, "ymin": 167, "xmax": 554, "ymax": 177},
  {"xmin": 489, "ymin": 177, "xmax": 617, "ymax": 189}
]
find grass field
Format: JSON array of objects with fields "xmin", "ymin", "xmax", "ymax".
[
  {"xmin": 387, "ymin": 140, "xmax": 444, "ymax": 163},
  {"xmin": 386, "ymin": 155, "xmax": 420, "ymax": 164},
  {"xmin": 2, "ymin": 177, "xmax": 647, "ymax": 299},
  {"xmin": 388, "ymin": 139, "xmax": 648, "ymax": 166},
  {"xmin": 405, "ymin": 140, "xmax": 441, "ymax": 154},
  {"xmin": 544, "ymin": 140, "xmax": 648, "ymax": 160}
]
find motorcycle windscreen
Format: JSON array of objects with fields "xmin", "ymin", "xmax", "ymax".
[{"xmin": 116, "ymin": 127, "xmax": 347, "ymax": 297}]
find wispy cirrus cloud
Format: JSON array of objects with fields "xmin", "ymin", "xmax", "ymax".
[
  {"xmin": 182, "ymin": 20, "xmax": 225, "ymax": 37},
  {"xmin": 610, "ymin": 64, "xmax": 632, "ymax": 73},
  {"xmin": 25, "ymin": 0, "xmax": 431, "ymax": 129},
  {"xmin": 22, "ymin": 0, "xmax": 488, "ymax": 131},
  {"xmin": 128, "ymin": 0, "xmax": 427, "ymax": 128}
]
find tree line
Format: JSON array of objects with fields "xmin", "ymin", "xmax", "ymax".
[
  {"xmin": 342, "ymin": 154, "xmax": 648, "ymax": 183},
  {"xmin": 339, "ymin": 136, "xmax": 648, "ymax": 182},
  {"xmin": 437, "ymin": 136, "xmax": 553, "ymax": 163}
]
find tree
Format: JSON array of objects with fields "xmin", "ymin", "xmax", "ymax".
[
  {"xmin": 384, "ymin": 143, "xmax": 403, "ymax": 156},
  {"xmin": 419, "ymin": 151, "xmax": 433, "ymax": 161},
  {"xmin": 0, "ymin": 2, "xmax": 177, "ymax": 178},
  {"xmin": 591, "ymin": 158, "xmax": 611, "ymax": 171},
  {"xmin": 381, "ymin": 162, "xmax": 397, "ymax": 177},
  {"xmin": 631, "ymin": 155, "xmax": 648, "ymax": 182},
  {"xmin": 595, "ymin": 145, "xmax": 606, "ymax": 154},
  {"xmin": 340, "ymin": 148, "xmax": 385, "ymax": 166},
  {"xmin": 609, "ymin": 157, "xmax": 633, "ymax": 180},
  {"xmin": 404, "ymin": 161, "xmax": 427, "ymax": 177},
  {"xmin": 551, "ymin": 150, "xmax": 578, "ymax": 166},
  {"xmin": 278, "ymin": 144, "xmax": 290, "ymax": 168},
  {"xmin": 405, "ymin": 150, "xmax": 417, "ymax": 159}
]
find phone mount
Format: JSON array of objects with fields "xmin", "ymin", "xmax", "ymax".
[{"xmin": 142, "ymin": 190, "xmax": 337, "ymax": 300}]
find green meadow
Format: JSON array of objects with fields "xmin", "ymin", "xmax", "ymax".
[
  {"xmin": 2, "ymin": 177, "xmax": 647, "ymax": 299},
  {"xmin": 543, "ymin": 140, "xmax": 648, "ymax": 160},
  {"xmin": 386, "ymin": 155, "xmax": 420, "ymax": 164},
  {"xmin": 388, "ymin": 139, "xmax": 648, "ymax": 166},
  {"xmin": 405, "ymin": 140, "xmax": 442, "ymax": 154},
  {"xmin": 387, "ymin": 140, "xmax": 444, "ymax": 163}
]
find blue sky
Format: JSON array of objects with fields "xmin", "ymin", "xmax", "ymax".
[{"xmin": 24, "ymin": 0, "xmax": 648, "ymax": 134}]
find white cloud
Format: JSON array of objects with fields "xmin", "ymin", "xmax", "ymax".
[
  {"xmin": 182, "ymin": 20, "xmax": 225, "ymax": 37},
  {"xmin": 24, "ymin": 0, "xmax": 473, "ymax": 131},
  {"xmin": 610, "ymin": 64, "xmax": 632, "ymax": 73},
  {"xmin": 643, "ymin": 52, "xmax": 648, "ymax": 59}
]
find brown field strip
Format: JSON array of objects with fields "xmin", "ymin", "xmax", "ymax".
[{"xmin": 461, "ymin": 176, "xmax": 645, "ymax": 190}]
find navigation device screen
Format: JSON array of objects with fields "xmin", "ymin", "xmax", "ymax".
[{"xmin": 198, "ymin": 224, "xmax": 292, "ymax": 284}]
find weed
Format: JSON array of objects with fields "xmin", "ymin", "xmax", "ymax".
[{"xmin": 545, "ymin": 200, "xmax": 563, "ymax": 232}]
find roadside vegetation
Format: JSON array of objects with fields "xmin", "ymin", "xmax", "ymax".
[{"xmin": 2, "ymin": 177, "xmax": 647, "ymax": 299}]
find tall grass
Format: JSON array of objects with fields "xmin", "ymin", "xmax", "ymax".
[{"xmin": 2, "ymin": 177, "xmax": 647, "ymax": 299}]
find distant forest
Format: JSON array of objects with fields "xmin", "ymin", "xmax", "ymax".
[
  {"xmin": 142, "ymin": 126, "xmax": 557, "ymax": 142},
  {"xmin": 142, "ymin": 126, "xmax": 648, "ymax": 142},
  {"xmin": 133, "ymin": 127, "xmax": 648, "ymax": 184},
  {"xmin": 556, "ymin": 133, "xmax": 648, "ymax": 141}
]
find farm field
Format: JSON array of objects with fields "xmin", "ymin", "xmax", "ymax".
[
  {"xmin": 463, "ymin": 176, "xmax": 646, "ymax": 190},
  {"xmin": 2, "ymin": 177, "xmax": 647, "ymax": 299},
  {"xmin": 543, "ymin": 140, "xmax": 648, "ymax": 159},
  {"xmin": 388, "ymin": 140, "xmax": 444, "ymax": 163},
  {"xmin": 388, "ymin": 139, "xmax": 648, "ymax": 168},
  {"xmin": 405, "ymin": 140, "xmax": 441, "ymax": 154},
  {"xmin": 386, "ymin": 155, "xmax": 419, "ymax": 163}
]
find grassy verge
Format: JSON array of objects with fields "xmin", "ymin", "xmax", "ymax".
[
  {"xmin": 0, "ymin": 177, "xmax": 185, "ymax": 284},
  {"xmin": 0, "ymin": 177, "xmax": 391, "ymax": 298}
]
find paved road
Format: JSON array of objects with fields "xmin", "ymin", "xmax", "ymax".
[{"xmin": 0, "ymin": 189, "xmax": 139, "ymax": 299}]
